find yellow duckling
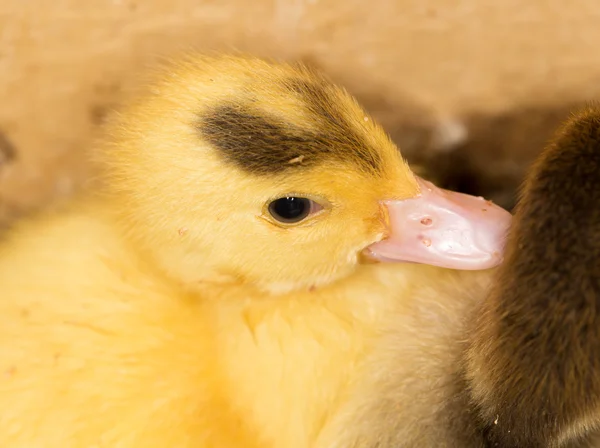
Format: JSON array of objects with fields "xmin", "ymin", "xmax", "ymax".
[{"xmin": 0, "ymin": 54, "xmax": 510, "ymax": 447}]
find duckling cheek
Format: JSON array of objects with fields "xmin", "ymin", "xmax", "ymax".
[{"xmin": 367, "ymin": 176, "xmax": 512, "ymax": 270}]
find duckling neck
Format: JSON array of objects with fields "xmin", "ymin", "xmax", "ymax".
[{"xmin": 191, "ymin": 263, "xmax": 489, "ymax": 447}]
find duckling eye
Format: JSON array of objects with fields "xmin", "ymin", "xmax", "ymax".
[{"xmin": 268, "ymin": 197, "xmax": 317, "ymax": 224}]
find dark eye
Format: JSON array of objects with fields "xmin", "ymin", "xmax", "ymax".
[{"xmin": 268, "ymin": 197, "xmax": 313, "ymax": 223}]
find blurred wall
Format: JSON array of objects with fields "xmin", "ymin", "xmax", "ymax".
[{"xmin": 1, "ymin": 0, "xmax": 599, "ymax": 223}]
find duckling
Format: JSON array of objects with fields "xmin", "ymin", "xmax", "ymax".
[
  {"xmin": 329, "ymin": 107, "xmax": 600, "ymax": 448},
  {"xmin": 468, "ymin": 107, "xmax": 600, "ymax": 447},
  {"xmin": 0, "ymin": 54, "xmax": 510, "ymax": 447}
]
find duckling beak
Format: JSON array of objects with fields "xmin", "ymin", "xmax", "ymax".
[{"xmin": 367, "ymin": 176, "xmax": 512, "ymax": 270}]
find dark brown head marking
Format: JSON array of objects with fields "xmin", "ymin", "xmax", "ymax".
[
  {"xmin": 198, "ymin": 79, "xmax": 383, "ymax": 176},
  {"xmin": 285, "ymin": 77, "xmax": 382, "ymax": 171},
  {"xmin": 201, "ymin": 106, "xmax": 322, "ymax": 175}
]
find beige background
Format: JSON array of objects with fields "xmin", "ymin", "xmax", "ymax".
[{"xmin": 1, "ymin": 0, "xmax": 599, "ymax": 224}]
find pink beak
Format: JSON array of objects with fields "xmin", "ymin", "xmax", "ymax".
[{"xmin": 367, "ymin": 176, "xmax": 512, "ymax": 270}]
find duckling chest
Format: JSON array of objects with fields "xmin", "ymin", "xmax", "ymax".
[{"xmin": 212, "ymin": 298, "xmax": 383, "ymax": 448}]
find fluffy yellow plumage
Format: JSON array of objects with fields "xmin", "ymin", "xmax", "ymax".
[{"xmin": 0, "ymin": 54, "xmax": 495, "ymax": 447}]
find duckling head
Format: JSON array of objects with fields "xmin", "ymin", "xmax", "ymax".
[{"xmin": 98, "ymin": 55, "xmax": 511, "ymax": 294}]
